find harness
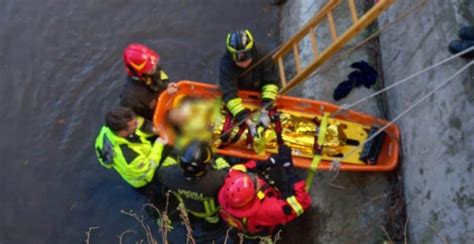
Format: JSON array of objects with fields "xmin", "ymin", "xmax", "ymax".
[{"xmin": 218, "ymin": 107, "xmax": 284, "ymax": 149}]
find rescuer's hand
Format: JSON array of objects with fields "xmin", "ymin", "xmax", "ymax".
[
  {"xmin": 155, "ymin": 136, "xmax": 168, "ymax": 145},
  {"xmin": 235, "ymin": 109, "xmax": 251, "ymax": 125},
  {"xmin": 274, "ymin": 144, "xmax": 293, "ymax": 168},
  {"xmin": 258, "ymin": 108, "xmax": 271, "ymax": 128},
  {"xmin": 167, "ymin": 82, "xmax": 178, "ymax": 94}
]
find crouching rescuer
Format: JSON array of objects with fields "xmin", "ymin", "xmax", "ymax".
[
  {"xmin": 218, "ymin": 145, "xmax": 312, "ymax": 239},
  {"xmin": 219, "ymin": 29, "xmax": 279, "ymax": 133}
]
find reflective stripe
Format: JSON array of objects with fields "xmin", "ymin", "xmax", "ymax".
[
  {"xmin": 204, "ymin": 200, "xmax": 211, "ymax": 215},
  {"xmin": 262, "ymin": 84, "xmax": 279, "ymax": 100},
  {"xmin": 160, "ymin": 70, "xmax": 169, "ymax": 81},
  {"xmin": 231, "ymin": 164, "xmax": 247, "ymax": 172},
  {"xmin": 204, "ymin": 214, "xmax": 219, "ymax": 224},
  {"xmin": 162, "ymin": 156, "xmax": 177, "ymax": 167},
  {"xmin": 286, "ymin": 196, "xmax": 304, "ymax": 216},
  {"xmin": 209, "ymin": 199, "xmax": 216, "ymax": 214},
  {"xmin": 226, "ymin": 97, "xmax": 246, "ymax": 116},
  {"xmin": 213, "ymin": 157, "xmax": 230, "ymax": 170},
  {"xmin": 172, "ymin": 192, "xmax": 219, "ymax": 222},
  {"xmin": 226, "ymin": 29, "xmax": 254, "ymax": 54}
]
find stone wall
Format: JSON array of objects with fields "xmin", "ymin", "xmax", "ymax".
[
  {"xmin": 279, "ymin": 0, "xmax": 397, "ymax": 243},
  {"xmin": 379, "ymin": 0, "xmax": 474, "ymax": 243}
]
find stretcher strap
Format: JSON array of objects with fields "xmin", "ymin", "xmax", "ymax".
[
  {"xmin": 305, "ymin": 112, "xmax": 329, "ymax": 192},
  {"xmin": 269, "ymin": 108, "xmax": 283, "ymax": 145},
  {"xmin": 219, "ymin": 113, "xmax": 248, "ymax": 148}
]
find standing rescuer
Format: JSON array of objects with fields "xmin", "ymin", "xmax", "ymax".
[
  {"xmin": 218, "ymin": 145, "xmax": 312, "ymax": 240},
  {"xmin": 95, "ymin": 107, "xmax": 174, "ymax": 195},
  {"xmin": 158, "ymin": 140, "xmax": 230, "ymax": 223},
  {"xmin": 120, "ymin": 43, "xmax": 178, "ymax": 121},
  {"xmin": 219, "ymin": 29, "xmax": 280, "ymax": 130},
  {"xmin": 158, "ymin": 140, "xmax": 231, "ymax": 242}
]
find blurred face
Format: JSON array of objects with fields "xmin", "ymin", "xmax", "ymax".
[{"xmin": 235, "ymin": 58, "xmax": 253, "ymax": 69}]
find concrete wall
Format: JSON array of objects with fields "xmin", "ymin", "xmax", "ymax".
[
  {"xmin": 379, "ymin": 0, "xmax": 474, "ymax": 243},
  {"xmin": 279, "ymin": 1, "xmax": 397, "ymax": 243}
]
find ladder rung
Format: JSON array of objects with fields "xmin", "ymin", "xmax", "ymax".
[
  {"xmin": 281, "ymin": 0, "xmax": 395, "ymax": 95},
  {"xmin": 327, "ymin": 11, "xmax": 338, "ymax": 41},
  {"xmin": 293, "ymin": 44, "xmax": 302, "ymax": 73},
  {"xmin": 309, "ymin": 28, "xmax": 318, "ymax": 57},
  {"xmin": 347, "ymin": 0, "xmax": 358, "ymax": 24},
  {"xmin": 272, "ymin": 0, "xmax": 342, "ymax": 60},
  {"xmin": 277, "ymin": 57, "xmax": 287, "ymax": 87}
]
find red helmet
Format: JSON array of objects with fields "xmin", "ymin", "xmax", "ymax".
[
  {"xmin": 218, "ymin": 172, "xmax": 261, "ymax": 218},
  {"xmin": 123, "ymin": 43, "xmax": 160, "ymax": 79}
]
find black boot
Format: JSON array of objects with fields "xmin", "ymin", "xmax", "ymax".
[
  {"xmin": 459, "ymin": 26, "xmax": 474, "ymax": 41},
  {"xmin": 448, "ymin": 39, "xmax": 474, "ymax": 58}
]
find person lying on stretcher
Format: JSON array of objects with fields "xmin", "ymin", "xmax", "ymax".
[{"xmin": 165, "ymin": 96, "xmax": 348, "ymax": 158}]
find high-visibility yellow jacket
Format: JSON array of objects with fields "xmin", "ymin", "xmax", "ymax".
[{"xmin": 95, "ymin": 117, "xmax": 173, "ymax": 188}]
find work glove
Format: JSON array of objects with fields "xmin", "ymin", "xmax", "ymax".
[
  {"xmin": 235, "ymin": 109, "xmax": 251, "ymax": 125},
  {"xmin": 273, "ymin": 144, "xmax": 300, "ymax": 195},
  {"xmin": 261, "ymin": 98, "xmax": 274, "ymax": 110},
  {"xmin": 256, "ymin": 156, "xmax": 277, "ymax": 171},
  {"xmin": 247, "ymin": 119, "xmax": 266, "ymax": 140},
  {"xmin": 258, "ymin": 108, "xmax": 271, "ymax": 128},
  {"xmin": 274, "ymin": 144, "xmax": 293, "ymax": 169}
]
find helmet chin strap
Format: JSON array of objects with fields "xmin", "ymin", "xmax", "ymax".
[{"xmin": 184, "ymin": 169, "xmax": 206, "ymax": 181}]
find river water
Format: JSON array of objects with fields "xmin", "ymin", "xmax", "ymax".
[{"xmin": 0, "ymin": 1, "xmax": 279, "ymax": 242}]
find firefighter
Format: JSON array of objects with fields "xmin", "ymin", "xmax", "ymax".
[
  {"xmin": 219, "ymin": 29, "xmax": 279, "ymax": 131},
  {"xmin": 217, "ymin": 145, "xmax": 312, "ymax": 240},
  {"xmin": 120, "ymin": 43, "xmax": 178, "ymax": 121},
  {"xmin": 158, "ymin": 140, "xmax": 231, "ymax": 242},
  {"xmin": 95, "ymin": 107, "xmax": 174, "ymax": 195}
]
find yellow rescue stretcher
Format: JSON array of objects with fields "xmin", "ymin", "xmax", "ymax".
[{"xmin": 154, "ymin": 81, "xmax": 400, "ymax": 172}]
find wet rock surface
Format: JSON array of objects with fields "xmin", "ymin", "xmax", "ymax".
[{"xmin": 278, "ymin": 0, "xmax": 397, "ymax": 243}]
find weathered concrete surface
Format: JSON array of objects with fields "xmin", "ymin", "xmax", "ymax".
[
  {"xmin": 278, "ymin": 1, "xmax": 397, "ymax": 243},
  {"xmin": 379, "ymin": 0, "xmax": 474, "ymax": 243}
]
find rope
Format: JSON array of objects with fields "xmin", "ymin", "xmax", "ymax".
[
  {"xmin": 240, "ymin": 0, "xmax": 427, "ymax": 85},
  {"xmin": 332, "ymin": 46, "xmax": 474, "ymax": 117},
  {"xmin": 329, "ymin": 60, "xmax": 474, "ymax": 171},
  {"xmin": 304, "ymin": 0, "xmax": 429, "ymax": 90},
  {"xmin": 280, "ymin": 0, "xmax": 430, "ymax": 95},
  {"xmin": 219, "ymin": 0, "xmax": 432, "ymax": 141}
]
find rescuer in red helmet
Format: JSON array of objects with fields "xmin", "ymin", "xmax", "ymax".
[
  {"xmin": 217, "ymin": 145, "xmax": 312, "ymax": 241},
  {"xmin": 120, "ymin": 43, "xmax": 177, "ymax": 120}
]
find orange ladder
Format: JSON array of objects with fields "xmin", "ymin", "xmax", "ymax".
[{"xmin": 273, "ymin": 0, "xmax": 395, "ymax": 95}]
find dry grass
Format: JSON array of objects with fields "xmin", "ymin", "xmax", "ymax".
[
  {"xmin": 118, "ymin": 230, "xmax": 137, "ymax": 244},
  {"xmin": 120, "ymin": 209, "xmax": 157, "ymax": 244},
  {"xmin": 84, "ymin": 226, "xmax": 100, "ymax": 244},
  {"xmin": 177, "ymin": 202, "xmax": 195, "ymax": 244}
]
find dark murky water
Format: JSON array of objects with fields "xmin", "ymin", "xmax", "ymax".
[{"xmin": 0, "ymin": 1, "xmax": 279, "ymax": 242}]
